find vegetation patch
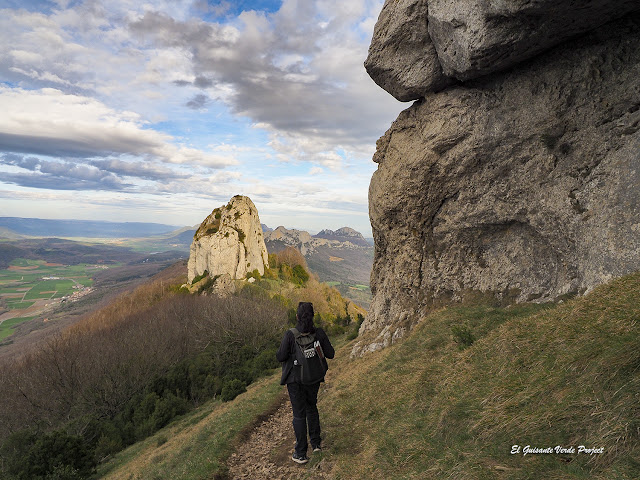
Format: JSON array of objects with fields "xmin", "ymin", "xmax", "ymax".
[
  {"xmin": 191, "ymin": 270, "xmax": 209, "ymax": 284},
  {"xmin": 6, "ymin": 300, "xmax": 35, "ymax": 310},
  {"xmin": 0, "ymin": 271, "xmax": 287, "ymax": 479},
  {"xmin": 321, "ymin": 273, "xmax": 640, "ymax": 479},
  {"xmin": 98, "ymin": 375, "xmax": 283, "ymax": 480},
  {"xmin": 0, "ymin": 316, "xmax": 38, "ymax": 341}
]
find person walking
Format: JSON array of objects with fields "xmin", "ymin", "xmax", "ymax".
[{"xmin": 276, "ymin": 302, "xmax": 335, "ymax": 464}]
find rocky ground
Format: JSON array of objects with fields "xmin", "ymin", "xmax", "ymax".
[{"xmin": 226, "ymin": 393, "xmax": 333, "ymax": 479}]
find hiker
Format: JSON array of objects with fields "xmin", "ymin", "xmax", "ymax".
[{"xmin": 276, "ymin": 301, "xmax": 335, "ymax": 464}]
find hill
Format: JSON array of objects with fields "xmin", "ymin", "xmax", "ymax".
[
  {"xmin": 93, "ymin": 272, "xmax": 640, "ymax": 479},
  {"xmin": 0, "ymin": 251, "xmax": 363, "ymax": 479},
  {"xmin": 264, "ymin": 225, "xmax": 374, "ymax": 308},
  {"xmin": 0, "ymin": 239, "xmax": 187, "ymax": 358}
]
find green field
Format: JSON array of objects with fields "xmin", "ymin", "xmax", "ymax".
[
  {"xmin": 0, "ymin": 259, "xmax": 103, "ymax": 339},
  {"xmin": 6, "ymin": 300, "xmax": 35, "ymax": 310},
  {"xmin": 0, "ymin": 316, "xmax": 37, "ymax": 340},
  {"xmin": 324, "ymin": 281, "xmax": 372, "ymax": 309}
]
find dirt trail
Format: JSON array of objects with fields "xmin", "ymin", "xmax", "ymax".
[{"xmin": 226, "ymin": 392, "xmax": 333, "ymax": 479}]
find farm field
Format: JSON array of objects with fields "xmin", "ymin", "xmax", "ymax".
[
  {"xmin": 0, "ymin": 259, "xmax": 111, "ymax": 337},
  {"xmin": 0, "ymin": 316, "xmax": 37, "ymax": 341},
  {"xmin": 325, "ymin": 281, "xmax": 372, "ymax": 309}
]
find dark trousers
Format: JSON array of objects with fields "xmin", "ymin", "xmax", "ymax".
[{"xmin": 286, "ymin": 382, "xmax": 321, "ymax": 455}]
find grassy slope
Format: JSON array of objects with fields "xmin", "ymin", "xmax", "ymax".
[
  {"xmin": 96, "ymin": 273, "xmax": 640, "ymax": 479},
  {"xmin": 98, "ymin": 376, "xmax": 284, "ymax": 480},
  {"xmin": 322, "ymin": 273, "xmax": 640, "ymax": 479}
]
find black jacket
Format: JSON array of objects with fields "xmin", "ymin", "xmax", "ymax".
[{"xmin": 276, "ymin": 326, "xmax": 335, "ymax": 385}]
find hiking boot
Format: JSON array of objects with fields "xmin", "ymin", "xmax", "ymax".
[{"xmin": 292, "ymin": 452, "xmax": 309, "ymax": 464}]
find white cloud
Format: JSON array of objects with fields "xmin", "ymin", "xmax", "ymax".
[
  {"xmin": 0, "ymin": 87, "xmax": 236, "ymax": 168},
  {"xmin": 128, "ymin": 0, "xmax": 402, "ymax": 166},
  {"xmin": 0, "ymin": 0, "xmax": 397, "ymax": 235}
]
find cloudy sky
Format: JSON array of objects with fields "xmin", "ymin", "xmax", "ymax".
[{"xmin": 0, "ymin": 0, "xmax": 404, "ymax": 235}]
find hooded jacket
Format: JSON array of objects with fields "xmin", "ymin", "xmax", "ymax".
[{"xmin": 276, "ymin": 325, "xmax": 335, "ymax": 385}]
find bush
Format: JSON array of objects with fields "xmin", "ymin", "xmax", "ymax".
[
  {"xmin": 451, "ymin": 324, "xmax": 475, "ymax": 349},
  {"xmin": 246, "ymin": 269, "xmax": 261, "ymax": 281},
  {"xmin": 221, "ymin": 379, "xmax": 246, "ymax": 402},
  {"xmin": 263, "ymin": 267, "xmax": 278, "ymax": 280},
  {"xmin": 192, "ymin": 270, "xmax": 209, "ymax": 284},
  {"xmin": 347, "ymin": 313, "xmax": 366, "ymax": 340},
  {"xmin": 0, "ymin": 430, "xmax": 96, "ymax": 480},
  {"xmin": 292, "ymin": 265, "xmax": 309, "ymax": 285}
]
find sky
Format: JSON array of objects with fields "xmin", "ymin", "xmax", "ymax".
[{"xmin": 0, "ymin": 0, "xmax": 404, "ymax": 236}]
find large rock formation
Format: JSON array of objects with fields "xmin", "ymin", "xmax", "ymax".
[
  {"xmin": 358, "ymin": 6, "xmax": 640, "ymax": 353},
  {"xmin": 364, "ymin": 0, "xmax": 451, "ymax": 101},
  {"xmin": 187, "ymin": 195, "xmax": 268, "ymax": 284},
  {"xmin": 366, "ymin": 0, "xmax": 640, "ymax": 101}
]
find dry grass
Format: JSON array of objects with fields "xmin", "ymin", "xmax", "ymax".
[
  {"xmin": 93, "ymin": 273, "xmax": 640, "ymax": 480},
  {"xmin": 320, "ymin": 273, "xmax": 640, "ymax": 479},
  {"xmin": 98, "ymin": 375, "xmax": 284, "ymax": 480}
]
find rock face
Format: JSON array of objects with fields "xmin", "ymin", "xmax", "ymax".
[
  {"xmin": 265, "ymin": 226, "xmax": 313, "ymax": 254},
  {"xmin": 364, "ymin": 0, "xmax": 451, "ymax": 101},
  {"xmin": 366, "ymin": 0, "xmax": 640, "ymax": 101},
  {"xmin": 187, "ymin": 196, "xmax": 268, "ymax": 283},
  {"xmin": 360, "ymin": 11, "xmax": 640, "ymax": 351}
]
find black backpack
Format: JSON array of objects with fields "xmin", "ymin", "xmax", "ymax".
[{"xmin": 290, "ymin": 328, "xmax": 328, "ymax": 385}]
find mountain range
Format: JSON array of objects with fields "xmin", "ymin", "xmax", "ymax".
[{"xmin": 0, "ymin": 217, "xmax": 374, "ymax": 306}]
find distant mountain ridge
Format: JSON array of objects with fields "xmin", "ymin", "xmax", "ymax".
[
  {"xmin": 263, "ymin": 225, "xmax": 374, "ymax": 308},
  {"xmin": 315, "ymin": 227, "xmax": 371, "ymax": 247},
  {"xmin": 0, "ymin": 217, "xmax": 181, "ymax": 239}
]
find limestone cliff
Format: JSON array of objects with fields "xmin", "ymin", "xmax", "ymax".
[
  {"xmin": 358, "ymin": 4, "xmax": 640, "ymax": 354},
  {"xmin": 187, "ymin": 196, "xmax": 268, "ymax": 284}
]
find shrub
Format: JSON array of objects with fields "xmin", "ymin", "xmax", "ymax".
[
  {"xmin": 292, "ymin": 265, "xmax": 310, "ymax": 285},
  {"xmin": 279, "ymin": 263, "xmax": 293, "ymax": 282},
  {"xmin": 246, "ymin": 269, "xmax": 261, "ymax": 281},
  {"xmin": 192, "ymin": 270, "xmax": 209, "ymax": 284},
  {"xmin": 221, "ymin": 379, "xmax": 246, "ymax": 402},
  {"xmin": 451, "ymin": 324, "xmax": 475, "ymax": 349},
  {"xmin": 1, "ymin": 430, "xmax": 96, "ymax": 480}
]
